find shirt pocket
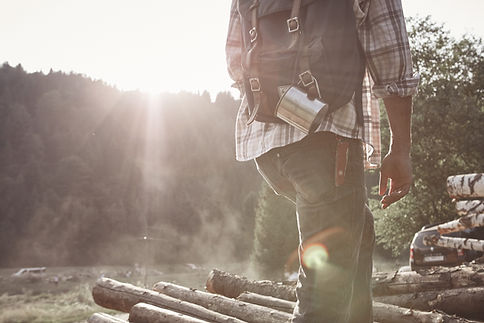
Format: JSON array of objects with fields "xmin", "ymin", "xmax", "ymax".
[{"xmin": 353, "ymin": 0, "xmax": 370, "ymax": 26}]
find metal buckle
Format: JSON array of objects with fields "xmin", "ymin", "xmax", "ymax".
[
  {"xmin": 249, "ymin": 77, "xmax": 261, "ymax": 92},
  {"xmin": 287, "ymin": 17, "xmax": 300, "ymax": 33},
  {"xmin": 299, "ymin": 71, "xmax": 314, "ymax": 87},
  {"xmin": 249, "ymin": 27, "xmax": 258, "ymax": 43}
]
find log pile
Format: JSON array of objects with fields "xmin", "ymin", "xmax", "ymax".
[
  {"xmin": 88, "ymin": 174, "xmax": 484, "ymax": 322},
  {"xmin": 89, "ymin": 264, "xmax": 484, "ymax": 323},
  {"xmin": 424, "ymin": 174, "xmax": 484, "ymax": 251}
]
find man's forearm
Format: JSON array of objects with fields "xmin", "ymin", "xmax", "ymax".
[
  {"xmin": 379, "ymin": 96, "xmax": 413, "ymax": 208},
  {"xmin": 383, "ymin": 96, "xmax": 413, "ymax": 154}
]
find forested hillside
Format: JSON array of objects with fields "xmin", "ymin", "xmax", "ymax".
[{"xmin": 0, "ymin": 63, "xmax": 261, "ymax": 267}]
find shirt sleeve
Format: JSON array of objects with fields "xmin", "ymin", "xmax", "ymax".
[
  {"xmin": 356, "ymin": 0, "xmax": 419, "ymax": 98},
  {"xmin": 226, "ymin": 0, "xmax": 243, "ymax": 84}
]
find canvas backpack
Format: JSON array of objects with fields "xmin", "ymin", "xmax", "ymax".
[{"xmin": 237, "ymin": 0, "xmax": 366, "ymax": 125}]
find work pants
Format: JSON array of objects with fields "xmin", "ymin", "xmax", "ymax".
[{"xmin": 255, "ymin": 132, "xmax": 374, "ymax": 323}]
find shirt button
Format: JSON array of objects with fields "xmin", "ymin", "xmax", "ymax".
[{"xmin": 386, "ymin": 83, "xmax": 398, "ymax": 95}]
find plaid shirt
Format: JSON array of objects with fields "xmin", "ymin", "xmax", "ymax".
[{"xmin": 226, "ymin": 0, "xmax": 419, "ymax": 168}]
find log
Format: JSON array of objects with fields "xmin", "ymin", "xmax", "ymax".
[
  {"xmin": 206, "ymin": 269, "xmax": 296, "ymax": 301},
  {"xmin": 447, "ymin": 174, "xmax": 484, "ymax": 200},
  {"xmin": 129, "ymin": 303, "xmax": 210, "ymax": 323},
  {"xmin": 424, "ymin": 235, "xmax": 484, "ymax": 252},
  {"xmin": 224, "ymin": 290, "xmax": 484, "ymax": 323},
  {"xmin": 92, "ymin": 278, "xmax": 244, "ymax": 323},
  {"xmin": 236, "ymin": 292, "xmax": 295, "ymax": 313},
  {"xmin": 374, "ymin": 287, "xmax": 484, "ymax": 319},
  {"xmin": 88, "ymin": 313, "xmax": 128, "ymax": 323},
  {"xmin": 153, "ymin": 281, "xmax": 292, "ymax": 323},
  {"xmin": 456, "ymin": 200, "xmax": 484, "ymax": 216},
  {"xmin": 373, "ymin": 302, "xmax": 483, "ymax": 323},
  {"xmin": 432, "ymin": 213, "xmax": 484, "ymax": 235},
  {"xmin": 372, "ymin": 265, "xmax": 484, "ymax": 296},
  {"xmin": 207, "ymin": 266, "xmax": 484, "ymax": 299}
]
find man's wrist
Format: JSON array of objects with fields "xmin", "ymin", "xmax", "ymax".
[{"xmin": 389, "ymin": 142, "xmax": 411, "ymax": 156}]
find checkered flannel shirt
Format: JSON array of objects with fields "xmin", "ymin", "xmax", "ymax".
[{"xmin": 226, "ymin": 0, "xmax": 419, "ymax": 169}]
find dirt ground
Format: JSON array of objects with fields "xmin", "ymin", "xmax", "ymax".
[{"xmin": 0, "ymin": 263, "xmax": 234, "ymax": 323}]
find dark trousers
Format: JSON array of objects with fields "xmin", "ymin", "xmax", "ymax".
[{"xmin": 255, "ymin": 132, "xmax": 374, "ymax": 323}]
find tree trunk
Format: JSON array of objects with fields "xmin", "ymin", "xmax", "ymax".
[
  {"xmin": 372, "ymin": 265, "xmax": 484, "ymax": 296},
  {"xmin": 425, "ymin": 235, "xmax": 484, "ymax": 252},
  {"xmin": 206, "ymin": 269, "xmax": 296, "ymax": 301},
  {"xmin": 374, "ymin": 287, "xmax": 484, "ymax": 319},
  {"xmin": 153, "ymin": 281, "xmax": 292, "ymax": 323},
  {"xmin": 129, "ymin": 303, "xmax": 210, "ymax": 323},
  {"xmin": 456, "ymin": 200, "xmax": 484, "ymax": 216},
  {"xmin": 373, "ymin": 302, "xmax": 483, "ymax": 323},
  {"xmin": 433, "ymin": 213, "xmax": 484, "ymax": 235},
  {"xmin": 447, "ymin": 174, "xmax": 484, "ymax": 200},
  {"xmin": 92, "ymin": 278, "xmax": 244, "ymax": 323},
  {"xmin": 236, "ymin": 292, "xmax": 295, "ymax": 313},
  {"xmin": 207, "ymin": 266, "xmax": 484, "ymax": 299},
  {"xmin": 87, "ymin": 313, "xmax": 128, "ymax": 323}
]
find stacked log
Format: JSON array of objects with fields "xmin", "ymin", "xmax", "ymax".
[
  {"xmin": 89, "ymin": 264, "xmax": 484, "ymax": 323},
  {"xmin": 424, "ymin": 174, "xmax": 484, "ymax": 253}
]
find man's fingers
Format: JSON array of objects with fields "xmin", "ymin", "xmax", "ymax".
[
  {"xmin": 379, "ymin": 171, "xmax": 388, "ymax": 196},
  {"xmin": 381, "ymin": 183, "xmax": 411, "ymax": 209}
]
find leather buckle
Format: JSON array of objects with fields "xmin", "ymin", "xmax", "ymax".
[
  {"xmin": 299, "ymin": 71, "xmax": 314, "ymax": 87},
  {"xmin": 249, "ymin": 27, "xmax": 258, "ymax": 43},
  {"xmin": 249, "ymin": 77, "xmax": 261, "ymax": 92},
  {"xmin": 287, "ymin": 17, "xmax": 300, "ymax": 33}
]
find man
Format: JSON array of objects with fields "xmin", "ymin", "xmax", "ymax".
[{"xmin": 226, "ymin": 0, "xmax": 419, "ymax": 322}]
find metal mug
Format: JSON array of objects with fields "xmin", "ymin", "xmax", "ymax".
[{"xmin": 275, "ymin": 85, "xmax": 329, "ymax": 134}]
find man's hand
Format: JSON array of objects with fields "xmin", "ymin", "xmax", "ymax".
[
  {"xmin": 381, "ymin": 95, "xmax": 413, "ymax": 209},
  {"xmin": 379, "ymin": 151, "xmax": 412, "ymax": 209}
]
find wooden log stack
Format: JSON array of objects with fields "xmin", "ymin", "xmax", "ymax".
[
  {"xmin": 88, "ymin": 173, "xmax": 484, "ymax": 322},
  {"xmin": 89, "ymin": 264, "xmax": 484, "ymax": 323},
  {"xmin": 424, "ymin": 174, "xmax": 484, "ymax": 252}
]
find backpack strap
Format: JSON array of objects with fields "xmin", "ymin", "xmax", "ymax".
[
  {"xmin": 245, "ymin": 0, "xmax": 262, "ymax": 125},
  {"xmin": 245, "ymin": 0, "xmax": 304, "ymax": 125}
]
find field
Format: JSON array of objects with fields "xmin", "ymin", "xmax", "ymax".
[
  {"xmin": 0, "ymin": 263, "xmax": 232, "ymax": 323},
  {"xmin": 0, "ymin": 257, "xmax": 403, "ymax": 323}
]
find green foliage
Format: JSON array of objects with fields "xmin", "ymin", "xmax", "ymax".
[
  {"xmin": 0, "ymin": 64, "xmax": 262, "ymax": 266},
  {"xmin": 250, "ymin": 182, "xmax": 298, "ymax": 280},
  {"xmin": 372, "ymin": 17, "xmax": 484, "ymax": 256}
]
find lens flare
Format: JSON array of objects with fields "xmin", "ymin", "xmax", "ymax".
[{"xmin": 301, "ymin": 243, "xmax": 329, "ymax": 270}]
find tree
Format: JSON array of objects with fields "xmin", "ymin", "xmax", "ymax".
[
  {"xmin": 373, "ymin": 17, "xmax": 484, "ymax": 256},
  {"xmin": 250, "ymin": 182, "xmax": 298, "ymax": 280}
]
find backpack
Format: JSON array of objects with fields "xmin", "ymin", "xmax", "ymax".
[{"xmin": 237, "ymin": 0, "xmax": 366, "ymax": 125}]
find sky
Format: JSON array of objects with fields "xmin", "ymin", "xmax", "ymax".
[{"xmin": 2, "ymin": 0, "xmax": 483, "ymax": 97}]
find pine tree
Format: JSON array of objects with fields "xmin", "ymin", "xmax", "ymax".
[{"xmin": 250, "ymin": 182, "xmax": 298, "ymax": 280}]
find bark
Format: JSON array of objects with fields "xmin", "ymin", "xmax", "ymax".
[
  {"xmin": 206, "ymin": 269, "xmax": 296, "ymax": 301},
  {"xmin": 87, "ymin": 313, "xmax": 128, "ymax": 323},
  {"xmin": 153, "ymin": 281, "xmax": 292, "ymax": 323},
  {"xmin": 372, "ymin": 265, "xmax": 484, "ymax": 296},
  {"xmin": 447, "ymin": 174, "xmax": 484, "ymax": 200},
  {"xmin": 129, "ymin": 303, "xmax": 210, "ymax": 323},
  {"xmin": 217, "ymin": 290, "xmax": 484, "ymax": 323},
  {"xmin": 208, "ymin": 266, "xmax": 484, "ymax": 299},
  {"xmin": 92, "ymin": 278, "xmax": 244, "ymax": 323},
  {"xmin": 433, "ymin": 213, "xmax": 484, "ymax": 235},
  {"xmin": 236, "ymin": 292, "xmax": 295, "ymax": 313},
  {"xmin": 456, "ymin": 200, "xmax": 484, "ymax": 216},
  {"xmin": 425, "ymin": 235, "xmax": 484, "ymax": 252},
  {"xmin": 373, "ymin": 302, "xmax": 483, "ymax": 323},
  {"xmin": 374, "ymin": 287, "xmax": 484, "ymax": 319}
]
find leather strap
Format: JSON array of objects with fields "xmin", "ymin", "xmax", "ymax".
[
  {"xmin": 246, "ymin": 0, "xmax": 304, "ymax": 124},
  {"xmin": 335, "ymin": 136, "xmax": 350, "ymax": 187}
]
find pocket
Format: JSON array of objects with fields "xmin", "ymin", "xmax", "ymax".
[{"xmin": 258, "ymin": 49, "xmax": 298, "ymax": 85}]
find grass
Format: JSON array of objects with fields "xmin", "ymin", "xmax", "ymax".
[
  {"xmin": 0, "ymin": 283, "xmax": 119, "ymax": 323},
  {"xmin": 0, "ymin": 259, "xmax": 400, "ymax": 322},
  {"xmin": 0, "ymin": 263, "xmax": 244, "ymax": 323}
]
